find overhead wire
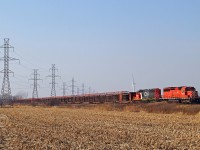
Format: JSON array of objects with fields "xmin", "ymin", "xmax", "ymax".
[
  {"xmin": 13, "ymin": 76, "xmax": 29, "ymax": 83},
  {"xmin": 13, "ymin": 50, "xmax": 48, "ymax": 72},
  {"xmin": 12, "ymin": 87, "xmax": 31, "ymax": 90},
  {"xmin": 14, "ymin": 73, "xmax": 29, "ymax": 79},
  {"xmin": 0, "ymin": 42, "xmax": 75, "ymax": 97},
  {"xmin": 0, "ymin": 41, "xmax": 54, "ymax": 98}
]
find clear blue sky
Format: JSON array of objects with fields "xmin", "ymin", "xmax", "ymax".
[{"xmin": 0, "ymin": 0, "xmax": 200, "ymax": 97}]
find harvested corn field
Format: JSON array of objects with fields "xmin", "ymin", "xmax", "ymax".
[{"xmin": 0, "ymin": 106, "xmax": 200, "ymax": 149}]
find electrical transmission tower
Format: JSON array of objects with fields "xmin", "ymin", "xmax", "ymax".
[
  {"xmin": 88, "ymin": 87, "xmax": 91, "ymax": 94},
  {"xmin": 29, "ymin": 69, "xmax": 42, "ymax": 98},
  {"xmin": 77, "ymin": 87, "xmax": 79, "ymax": 95},
  {"xmin": 47, "ymin": 64, "xmax": 60, "ymax": 97},
  {"xmin": 0, "ymin": 38, "xmax": 20, "ymax": 104},
  {"xmin": 82, "ymin": 83, "xmax": 85, "ymax": 95},
  {"xmin": 62, "ymin": 82, "xmax": 67, "ymax": 96},
  {"xmin": 68, "ymin": 77, "xmax": 76, "ymax": 95}
]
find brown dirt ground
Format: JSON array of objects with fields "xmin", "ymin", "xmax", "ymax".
[{"xmin": 0, "ymin": 105, "xmax": 200, "ymax": 149}]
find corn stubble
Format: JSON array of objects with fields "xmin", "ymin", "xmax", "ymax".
[{"xmin": 0, "ymin": 106, "xmax": 200, "ymax": 149}]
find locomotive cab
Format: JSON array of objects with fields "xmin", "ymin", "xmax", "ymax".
[{"xmin": 185, "ymin": 87, "xmax": 198, "ymax": 98}]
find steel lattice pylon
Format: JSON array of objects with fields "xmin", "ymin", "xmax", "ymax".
[
  {"xmin": 47, "ymin": 64, "xmax": 60, "ymax": 97},
  {"xmin": 0, "ymin": 38, "xmax": 19, "ymax": 105},
  {"xmin": 29, "ymin": 69, "xmax": 42, "ymax": 98},
  {"xmin": 62, "ymin": 82, "xmax": 67, "ymax": 96},
  {"xmin": 82, "ymin": 83, "xmax": 85, "ymax": 95}
]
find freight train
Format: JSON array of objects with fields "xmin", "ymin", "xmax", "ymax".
[{"xmin": 12, "ymin": 86, "xmax": 200, "ymax": 105}]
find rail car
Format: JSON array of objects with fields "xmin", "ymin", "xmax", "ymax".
[
  {"xmin": 12, "ymin": 86, "xmax": 200, "ymax": 105},
  {"xmin": 13, "ymin": 91, "xmax": 130, "ymax": 105}
]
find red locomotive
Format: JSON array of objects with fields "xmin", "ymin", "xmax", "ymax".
[
  {"xmin": 129, "ymin": 88, "xmax": 161, "ymax": 101},
  {"xmin": 163, "ymin": 86, "xmax": 198, "ymax": 101}
]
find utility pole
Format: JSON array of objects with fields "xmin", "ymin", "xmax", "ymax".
[
  {"xmin": 62, "ymin": 82, "xmax": 67, "ymax": 96},
  {"xmin": 82, "ymin": 83, "xmax": 85, "ymax": 95},
  {"xmin": 29, "ymin": 69, "xmax": 42, "ymax": 98},
  {"xmin": 0, "ymin": 38, "xmax": 20, "ymax": 104},
  {"xmin": 47, "ymin": 64, "xmax": 60, "ymax": 97}
]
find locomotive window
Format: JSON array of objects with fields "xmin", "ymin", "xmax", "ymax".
[
  {"xmin": 186, "ymin": 87, "xmax": 195, "ymax": 91},
  {"xmin": 186, "ymin": 87, "xmax": 190, "ymax": 91},
  {"xmin": 164, "ymin": 89, "xmax": 170, "ymax": 92},
  {"xmin": 178, "ymin": 87, "xmax": 182, "ymax": 90}
]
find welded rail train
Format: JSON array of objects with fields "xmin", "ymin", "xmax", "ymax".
[{"xmin": 13, "ymin": 86, "xmax": 200, "ymax": 105}]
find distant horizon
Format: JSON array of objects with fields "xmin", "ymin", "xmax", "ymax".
[{"xmin": 0, "ymin": 0, "xmax": 199, "ymax": 98}]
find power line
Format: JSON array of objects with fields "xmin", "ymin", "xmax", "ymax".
[
  {"xmin": 12, "ymin": 77, "xmax": 30, "ymax": 85},
  {"xmin": 19, "ymin": 63, "xmax": 33, "ymax": 71},
  {"xmin": 29, "ymin": 69, "xmax": 42, "ymax": 98},
  {"xmin": 12, "ymin": 87, "xmax": 30, "ymax": 90},
  {"xmin": 14, "ymin": 73, "xmax": 29, "ymax": 79},
  {"xmin": 0, "ymin": 38, "xmax": 20, "ymax": 104},
  {"xmin": 11, "ymin": 81, "xmax": 30, "ymax": 87},
  {"xmin": 13, "ymin": 50, "xmax": 48, "ymax": 72}
]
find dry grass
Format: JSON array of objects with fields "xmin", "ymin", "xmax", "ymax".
[
  {"xmin": 139, "ymin": 102, "xmax": 200, "ymax": 115},
  {"xmin": 60, "ymin": 102, "xmax": 200, "ymax": 115},
  {"xmin": 0, "ymin": 105, "xmax": 200, "ymax": 149}
]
